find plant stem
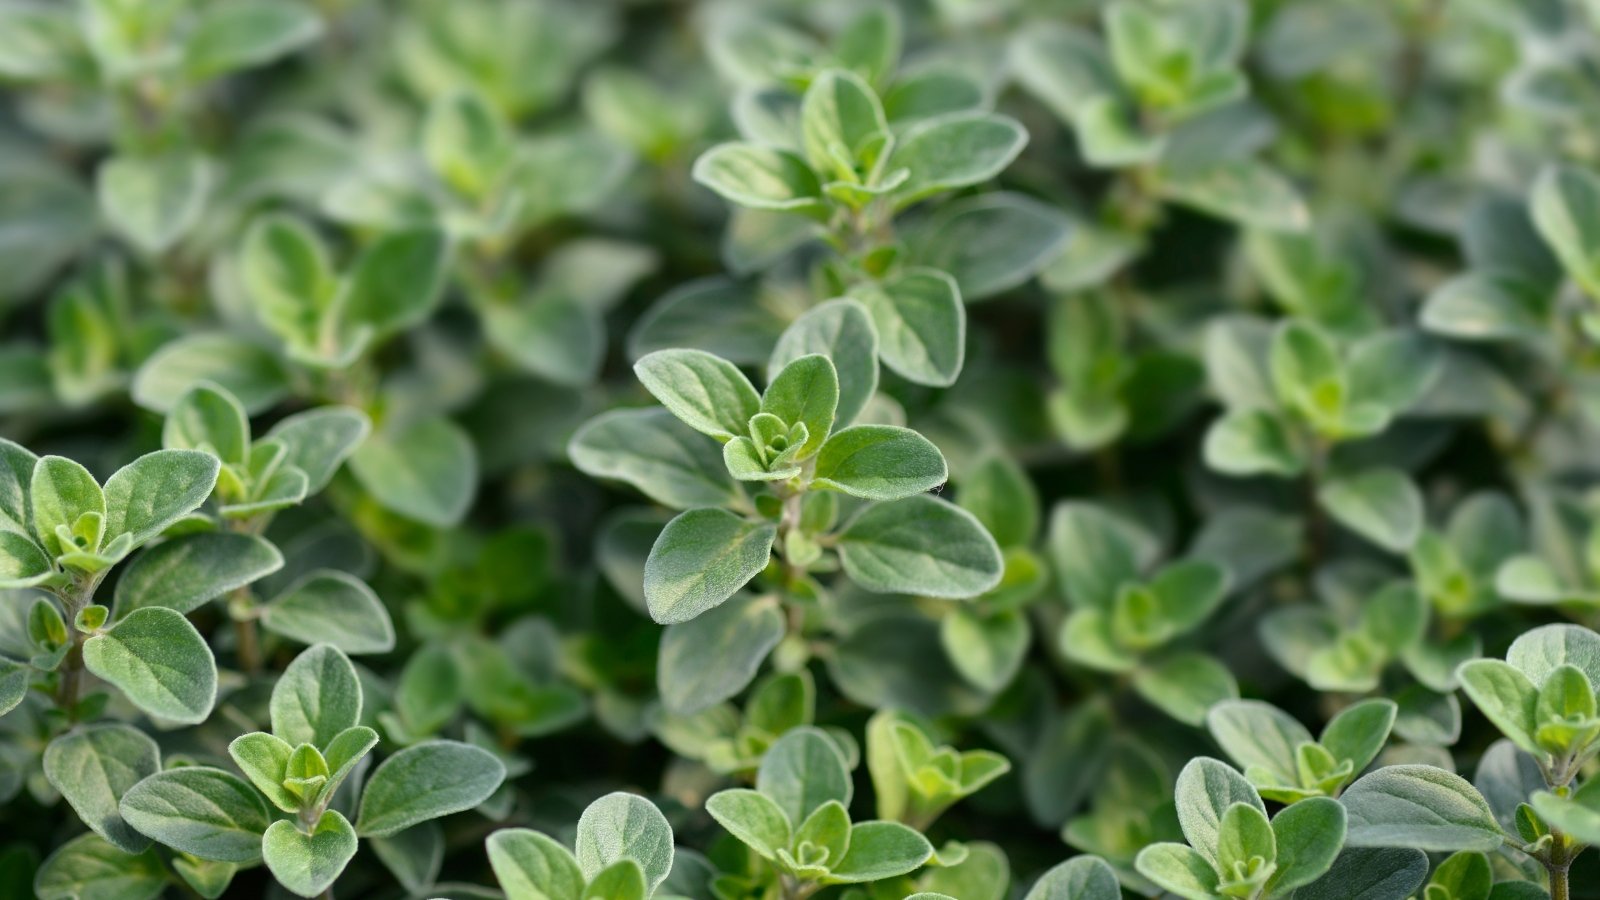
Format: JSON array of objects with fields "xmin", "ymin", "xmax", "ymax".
[
  {"xmin": 54, "ymin": 576, "xmax": 103, "ymax": 719},
  {"xmin": 229, "ymin": 586, "xmax": 262, "ymax": 676}
]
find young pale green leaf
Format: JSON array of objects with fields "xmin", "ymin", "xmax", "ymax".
[
  {"xmin": 131, "ymin": 332, "xmax": 291, "ymax": 415},
  {"xmin": 757, "ymin": 727, "xmax": 854, "ymax": 828},
  {"xmin": 271, "ymin": 644, "xmax": 361, "ymax": 750},
  {"xmin": 1203, "ymin": 409, "xmax": 1306, "ymax": 477},
  {"xmin": 1341, "ymin": 765, "xmax": 1503, "ymax": 851},
  {"xmin": 487, "ymin": 828, "xmax": 585, "ymax": 900},
  {"xmin": 851, "ymin": 268, "xmax": 965, "ymax": 387},
  {"xmin": 114, "ymin": 533, "xmax": 283, "ymax": 617},
  {"xmin": 102, "ymin": 450, "xmax": 220, "ymax": 546},
  {"xmin": 1023, "ymin": 855, "xmax": 1122, "ymax": 900},
  {"xmin": 643, "ymin": 508, "xmax": 776, "ymax": 624},
  {"xmin": 575, "ymin": 792, "xmax": 674, "ymax": 894},
  {"xmin": 82, "ymin": 607, "xmax": 217, "ymax": 724},
  {"xmin": 317, "ymin": 726, "xmax": 379, "ymax": 809},
  {"xmin": 1133, "ymin": 842, "xmax": 1219, "ymax": 900},
  {"xmin": 1318, "ymin": 468, "xmax": 1423, "ymax": 553},
  {"xmin": 1266, "ymin": 796, "xmax": 1346, "ymax": 896},
  {"xmin": 259, "ymin": 570, "xmax": 396, "ymax": 654},
  {"xmin": 348, "ymin": 416, "xmax": 477, "ymax": 527},
  {"xmin": 570, "ymin": 408, "xmax": 743, "ymax": 510},
  {"xmin": 43, "ymin": 725, "xmax": 161, "ymax": 854},
  {"xmin": 164, "ymin": 383, "xmax": 250, "ymax": 466},
  {"xmin": 1530, "ymin": 164, "xmax": 1600, "ymax": 299},
  {"xmin": 97, "ymin": 152, "xmax": 214, "ymax": 255},
  {"xmin": 941, "ymin": 606, "xmax": 1029, "ymax": 694},
  {"xmin": 1457, "ymin": 659, "xmax": 1541, "ymax": 757},
  {"xmin": 799, "ymin": 69, "xmax": 889, "ymax": 182},
  {"xmin": 31, "ymin": 455, "xmax": 103, "ymax": 557},
  {"xmin": 425, "ymin": 90, "xmax": 513, "ymax": 198},
  {"xmin": 583, "ymin": 859, "xmax": 647, "ymax": 900},
  {"xmin": 228, "ymin": 731, "xmax": 299, "ymax": 813},
  {"xmin": 812, "ymin": 425, "xmax": 947, "ymax": 501},
  {"xmin": 355, "ymin": 740, "xmax": 506, "ymax": 837},
  {"xmin": 1175, "ymin": 757, "xmax": 1265, "ymax": 867},
  {"xmin": 760, "ymin": 354, "xmax": 838, "ymax": 459},
  {"xmin": 837, "ymin": 496, "xmax": 1002, "ymax": 598},
  {"xmin": 1320, "ymin": 699, "xmax": 1399, "ymax": 775},
  {"xmin": 658, "ymin": 594, "xmax": 784, "ymax": 714},
  {"xmin": 890, "ymin": 113, "xmax": 1028, "ymax": 207},
  {"xmin": 184, "ymin": 0, "xmax": 323, "ymax": 78},
  {"xmin": 769, "ymin": 299, "xmax": 880, "ymax": 427},
  {"xmin": 634, "ymin": 349, "xmax": 762, "ymax": 442},
  {"xmin": 692, "ymin": 143, "xmax": 825, "ymax": 214},
  {"xmin": 262, "ymin": 810, "xmax": 357, "ymax": 899},
  {"xmin": 1529, "ymin": 778, "xmax": 1600, "ymax": 845},
  {"xmin": 1424, "ymin": 851, "xmax": 1493, "ymax": 900},
  {"xmin": 705, "ymin": 789, "xmax": 792, "ymax": 861},
  {"xmin": 240, "ymin": 213, "xmax": 336, "ymax": 352},
  {"xmin": 821, "ymin": 821, "xmax": 934, "ymax": 883},
  {"xmin": 118, "ymin": 767, "xmax": 271, "ymax": 863}
]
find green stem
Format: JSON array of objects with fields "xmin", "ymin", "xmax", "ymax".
[
  {"xmin": 229, "ymin": 586, "xmax": 262, "ymax": 676},
  {"xmin": 54, "ymin": 576, "xmax": 103, "ymax": 720}
]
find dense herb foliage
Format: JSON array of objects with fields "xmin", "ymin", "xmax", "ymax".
[{"xmin": 2, "ymin": 1, "xmax": 1600, "ymax": 898}]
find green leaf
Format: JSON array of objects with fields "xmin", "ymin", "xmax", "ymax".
[
  {"xmin": 239, "ymin": 212, "xmax": 337, "ymax": 354},
  {"xmin": 1530, "ymin": 164, "xmax": 1600, "ymax": 298},
  {"xmin": 760, "ymin": 354, "xmax": 838, "ymax": 459},
  {"xmin": 271, "ymin": 643, "xmax": 362, "ymax": 748},
  {"xmin": 1133, "ymin": 652, "xmax": 1238, "ymax": 726},
  {"xmin": 812, "ymin": 425, "xmax": 947, "ymax": 501},
  {"xmin": 102, "ymin": 450, "xmax": 221, "ymax": 546},
  {"xmin": 185, "ymin": 0, "xmax": 322, "ymax": 78},
  {"xmin": 1318, "ymin": 468, "xmax": 1423, "ymax": 553},
  {"xmin": 822, "ymin": 821, "xmax": 934, "ymax": 883},
  {"xmin": 911, "ymin": 192, "xmax": 1073, "ymax": 302},
  {"xmin": 264, "ymin": 407, "xmax": 370, "ymax": 494},
  {"xmin": 487, "ymin": 828, "xmax": 585, "ymax": 900},
  {"xmin": 164, "ymin": 383, "xmax": 250, "ymax": 466},
  {"xmin": 851, "ymin": 268, "xmax": 965, "ymax": 387},
  {"xmin": 44, "ymin": 725, "xmax": 161, "ymax": 854},
  {"xmin": 1420, "ymin": 272, "xmax": 1554, "ymax": 342},
  {"xmin": 941, "ymin": 606, "xmax": 1029, "ymax": 694},
  {"xmin": 634, "ymin": 349, "xmax": 762, "ymax": 442},
  {"xmin": 334, "ymin": 229, "xmax": 452, "ymax": 345},
  {"xmin": 1159, "ymin": 161, "xmax": 1309, "ymax": 232},
  {"xmin": 355, "ymin": 740, "xmax": 506, "ymax": 837},
  {"xmin": 1506, "ymin": 623, "xmax": 1600, "ymax": 688},
  {"xmin": 890, "ymin": 113, "xmax": 1028, "ymax": 207},
  {"xmin": 1266, "ymin": 796, "xmax": 1346, "ymax": 896},
  {"xmin": 259, "ymin": 571, "xmax": 396, "ymax": 654},
  {"xmin": 1425, "ymin": 851, "xmax": 1493, "ymax": 900},
  {"xmin": 1174, "ymin": 757, "xmax": 1265, "ymax": 866},
  {"xmin": 1133, "ymin": 843, "xmax": 1219, "ymax": 900},
  {"xmin": 425, "ymin": 90, "xmax": 514, "ymax": 199},
  {"xmin": 1203, "ymin": 409, "xmax": 1306, "ymax": 478},
  {"xmin": 659, "ymin": 594, "xmax": 784, "ymax": 714},
  {"xmin": 228, "ymin": 731, "xmax": 298, "ymax": 813},
  {"xmin": 0, "ymin": 530, "xmax": 51, "ymax": 588},
  {"xmin": 1457, "ymin": 660, "xmax": 1541, "ymax": 757},
  {"xmin": 31, "ymin": 455, "xmax": 103, "ymax": 558},
  {"xmin": 692, "ymin": 144, "xmax": 825, "ymax": 214},
  {"xmin": 799, "ymin": 69, "xmax": 889, "ymax": 182},
  {"xmin": 575, "ymin": 792, "xmax": 674, "ymax": 894},
  {"xmin": 837, "ymin": 496, "xmax": 1002, "ymax": 598},
  {"xmin": 769, "ymin": 299, "xmax": 880, "ymax": 427},
  {"xmin": 584, "ymin": 859, "xmax": 647, "ymax": 900},
  {"xmin": 348, "ymin": 416, "xmax": 477, "ymax": 527},
  {"xmin": 83, "ymin": 607, "xmax": 216, "ymax": 724},
  {"xmin": 570, "ymin": 408, "xmax": 741, "ymax": 511},
  {"xmin": 97, "ymin": 152, "xmax": 214, "ymax": 255},
  {"xmin": 118, "ymin": 767, "xmax": 271, "ymax": 863},
  {"xmin": 1529, "ymin": 778, "xmax": 1600, "ymax": 845},
  {"xmin": 1023, "ymin": 855, "xmax": 1122, "ymax": 900},
  {"xmin": 34, "ymin": 833, "xmax": 166, "ymax": 900},
  {"xmin": 757, "ymin": 727, "xmax": 854, "ymax": 828},
  {"xmin": 0, "ymin": 657, "xmax": 28, "ymax": 715},
  {"xmin": 131, "ymin": 333, "xmax": 290, "ymax": 415},
  {"xmin": 1289, "ymin": 847, "xmax": 1428, "ymax": 900},
  {"xmin": 643, "ymin": 508, "xmax": 776, "ymax": 624},
  {"xmin": 1205, "ymin": 700, "xmax": 1311, "ymax": 788},
  {"xmin": 262, "ymin": 810, "xmax": 357, "ymax": 899},
  {"xmin": 1341, "ymin": 765, "xmax": 1504, "ymax": 852},
  {"xmin": 1320, "ymin": 699, "xmax": 1399, "ymax": 776},
  {"xmin": 706, "ymin": 789, "xmax": 792, "ymax": 861},
  {"xmin": 114, "ymin": 533, "xmax": 283, "ymax": 617}
]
